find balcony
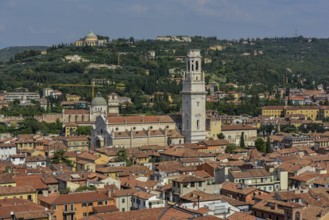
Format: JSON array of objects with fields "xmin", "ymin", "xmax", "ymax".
[{"xmin": 63, "ymin": 208, "xmax": 76, "ymax": 214}]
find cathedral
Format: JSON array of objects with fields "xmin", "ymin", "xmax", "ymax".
[{"xmin": 89, "ymin": 49, "xmax": 207, "ymax": 148}]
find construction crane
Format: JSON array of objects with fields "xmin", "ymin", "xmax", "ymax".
[{"xmin": 50, "ymin": 80, "xmax": 98, "ymax": 98}]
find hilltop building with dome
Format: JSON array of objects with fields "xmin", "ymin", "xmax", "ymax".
[{"xmin": 74, "ymin": 31, "xmax": 109, "ymax": 47}]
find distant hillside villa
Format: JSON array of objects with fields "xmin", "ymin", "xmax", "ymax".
[{"xmin": 74, "ymin": 31, "xmax": 109, "ymax": 47}]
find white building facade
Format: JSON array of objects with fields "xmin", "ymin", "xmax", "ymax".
[
  {"xmin": 132, "ymin": 192, "xmax": 165, "ymax": 210},
  {"xmin": 0, "ymin": 144, "xmax": 16, "ymax": 160},
  {"xmin": 182, "ymin": 49, "xmax": 206, "ymax": 143}
]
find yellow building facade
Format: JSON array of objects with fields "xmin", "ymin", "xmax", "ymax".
[
  {"xmin": 0, "ymin": 186, "xmax": 37, "ymax": 203},
  {"xmin": 262, "ymin": 106, "xmax": 329, "ymax": 121}
]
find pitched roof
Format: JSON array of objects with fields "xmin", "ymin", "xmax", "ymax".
[
  {"xmin": 38, "ymin": 191, "xmax": 108, "ymax": 205},
  {"xmin": 173, "ymin": 174, "xmax": 205, "ymax": 183},
  {"xmin": 228, "ymin": 212, "xmax": 256, "ymax": 220},
  {"xmin": 180, "ymin": 190, "xmax": 221, "ymax": 202},
  {"xmin": 221, "ymin": 124, "xmax": 257, "ymax": 131},
  {"xmin": 112, "ymin": 189, "xmax": 138, "ymax": 197},
  {"xmin": 199, "ymin": 139, "xmax": 230, "ymax": 146},
  {"xmin": 79, "ymin": 206, "xmax": 197, "ymax": 220},
  {"xmin": 107, "ymin": 115, "xmax": 174, "ymax": 124},
  {"xmin": 160, "ymin": 147, "xmax": 213, "ymax": 158},
  {"xmin": 63, "ymin": 109, "xmax": 90, "ymax": 114},
  {"xmin": 133, "ymin": 191, "xmax": 155, "ymax": 200},
  {"xmin": 230, "ymin": 168, "xmax": 271, "ymax": 179},
  {"xmin": 0, "ymin": 202, "xmax": 47, "ymax": 219},
  {"xmin": 15, "ymin": 175, "xmax": 48, "ymax": 190},
  {"xmin": 221, "ymin": 182, "xmax": 258, "ymax": 195},
  {"xmin": 0, "ymin": 173, "xmax": 15, "ymax": 184},
  {"xmin": 155, "ymin": 161, "xmax": 183, "ymax": 173},
  {"xmin": 0, "ymin": 185, "xmax": 36, "ymax": 195},
  {"xmin": 93, "ymin": 205, "xmax": 119, "ymax": 214}
]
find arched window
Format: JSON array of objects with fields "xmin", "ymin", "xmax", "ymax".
[
  {"xmin": 196, "ymin": 61, "xmax": 199, "ymax": 70},
  {"xmin": 197, "ymin": 120, "xmax": 199, "ymax": 129},
  {"xmin": 188, "ymin": 61, "xmax": 190, "ymax": 71},
  {"xmin": 192, "ymin": 64, "xmax": 194, "ymax": 71},
  {"xmin": 295, "ymin": 212, "xmax": 300, "ymax": 220}
]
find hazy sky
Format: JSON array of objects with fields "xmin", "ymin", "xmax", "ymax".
[{"xmin": 0, "ymin": 0, "xmax": 328, "ymax": 48}]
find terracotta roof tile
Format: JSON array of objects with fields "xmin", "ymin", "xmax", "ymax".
[
  {"xmin": 93, "ymin": 205, "xmax": 119, "ymax": 213},
  {"xmin": 221, "ymin": 182, "xmax": 258, "ymax": 195},
  {"xmin": 221, "ymin": 124, "xmax": 257, "ymax": 131},
  {"xmin": 112, "ymin": 189, "xmax": 138, "ymax": 197},
  {"xmin": 199, "ymin": 139, "xmax": 230, "ymax": 146},
  {"xmin": 15, "ymin": 175, "xmax": 48, "ymax": 190},
  {"xmin": 230, "ymin": 168, "xmax": 271, "ymax": 179},
  {"xmin": 228, "ymin": 212, "xmax": 256, "ymax": 220},
  {"xmin": 174, "ymin": 174, "xmax": 205, "ymax": 183},
  {"xmin": 0, "ymin": 185, "xmax": 36, "ymax": 195},
  {"xmin": 133, "ymin": 191, "xmax": 155, "ymax": 200},
  {"xmin": 180, "ymin": 190, "xmax": 221, "ymax": 202},
  {"xmin": 0, "ymin": 202, "xmax": 47, "ymax": 219},
  {"xmin": 0, "ymin": 173, "xmax": 15, "ymax": 184},
  {"xmin": 160, "ymin": 147, "xmax": 213, "ymax": 158},
  {"xmin": 107, "ymin": 115, "xmax": 174, "ymax": 124},
  {"xmin": 63, "ymin": 109, "xmax": 90, "ymax": 114},
  {"xmin": 82, "ymin": 207, "xmax": 200, "ymax": 220},
  {"xmin": 38, "ymin": 191, "xmax": 108, "ymax": 205}
]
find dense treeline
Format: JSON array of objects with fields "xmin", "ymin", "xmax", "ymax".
[{"xmin": 0, "ymin": 36, "xmax": 329, "ymax": 115}]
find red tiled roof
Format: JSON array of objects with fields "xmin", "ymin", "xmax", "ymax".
[
  {"xmin": 107, "ymin": 115, "xmax": 174, "ymax": 124},
  {"xmin": 79, "ymin": 206, "xmax": 197, "ymax": 220},
  {"xmin": 0, "ymin": 143, "xmax": 16, "ymax": 148},
  {"xmin": 221, "ymin": 182, "xmax": 258, "ymax": 195},
  {"xmin": 230, "ymin": 168, "xmax": 271, "ymax": 179},
  {"xmin": 38, "ymin": 191, "xmax": 108, "ymax": 205},
  {"xmin": 0, "ymin": 202, "xmax": 47, "ymax": 219},
  {"xmin": 15, "ymin": 175, "xmax": 48, "ymax": 190},
  {"xmin": 63, "ymin": 109, "xmax": 90, "ymax": 114},
  {"xmin": 174, "ymin": 174, "xmax": 205, "ymax": 183},
  {"xmin": 0, "ymin": 173, "xmax": 15, "ymax": 184},
  {"xmin": 199, "ymin": 139, "xmax": 230, "ymax": 146},
  {"xmin": 112, "ymin": 189, "xmax": 138, "ymax": 197},
  {"xmin": 0, "ymin": 185, "xmax": 36, "ymax": 195},
  {"xmin": 65, "ymin": 136, "xmax": 90, "ymax": 142},
  {"xmin": 160, "ymin": 147, "xmax": 213, "ymax": 158},
  {"xmin": 93, "ymin": 205, "xmax": 119, "ymax": 213},
  {"xmin": 261, "ymin": 106, "xmax": 285, "ymax": 110},
  {"xmin": 221, "ymin": 124, "xmax": 257, "ymax": 131},
  {"xmin": 133, "ymin": 191, "xmax": 155, "ymax": 200},
  {"xmin": 228, "ymin": 212, "xmax": 256, "ymax": 220},
  {"xmin": 180, "ymin": 190, "xmax": 221, "ymax": 202}
]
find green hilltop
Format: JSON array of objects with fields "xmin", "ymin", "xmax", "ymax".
[
  {"xmin": 0, "ymin": 46, "xmax": 48, "ymax": 62},
  {"xmin": 0, "ymin": 36, "xmax": 329, "ymax": 116}
]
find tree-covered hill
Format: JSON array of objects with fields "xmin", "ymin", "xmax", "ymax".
[
  {"xmin": 0, "ymin": 46, "xmax": 48, "ymax": 62},
  {"xmin": 0, "ymin": 36, "xmax": 329, "ymax": 115}
]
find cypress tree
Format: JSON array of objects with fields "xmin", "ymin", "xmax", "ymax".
[
  {"xmin": 266, "ymin": 136, "xmax": 272, "ymax": 153},
  {"xmin": 240, "ymin": 132, "xmax": 245, "ymax": 148}
]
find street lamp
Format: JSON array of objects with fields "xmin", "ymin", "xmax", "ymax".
[
  {"xmin": 10, "ymin": 211, "xmax": 15, "ymax": 220},
  {"xmin": 45, "ymin": 207, "xmax": 52, "ymax": 220}
]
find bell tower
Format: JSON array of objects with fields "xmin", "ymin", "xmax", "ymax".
[{"xmin": 181, "ymin": 49, "xmax": 206, "ymax": 143}]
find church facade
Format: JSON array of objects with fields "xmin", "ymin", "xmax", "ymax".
[{"xmin": 91, "ymin": 115, "xmax": 184, "ymax": 149}]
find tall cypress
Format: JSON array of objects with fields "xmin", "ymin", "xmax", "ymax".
[
  {"xmin": 240, "ymin": 132, "xmax": 245, "ymax": 148},
  {"xmin": 266, "ymin": 136, "xmax": 272, "ymax": 153}
]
